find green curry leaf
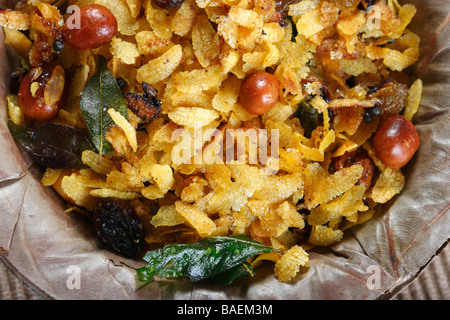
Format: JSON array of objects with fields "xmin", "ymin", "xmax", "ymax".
[
  {"xmin": 136, "ymin": 235, "xmax": 272, "ymax": 284},
  {"xmin": 208, "ymin": 261, "xmax": 255, "ymax": 286},
  {"xmin": 8, "ymin": 120, "xmax": 95, "ymax": 169},
  {"xmin": 80, "ymin": 55, "xmax": 128, "ymax": 155}
]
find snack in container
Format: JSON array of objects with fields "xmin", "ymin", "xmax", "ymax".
[{"xmin": 1, "ymin": 0, "xmax": 445, "ymax": 299}]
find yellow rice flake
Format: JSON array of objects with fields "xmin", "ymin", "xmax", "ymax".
[
  {"xmin": 107, "ymin": 108, "xmax": 138, "ymax": 152},
  {"xmin": 371, "ymin": 167, "xmax": 405, "ymax": 203},
  {"xmin": 61, "ymin": 173, "xmax": 96, "ymax": 210},
  {"xmin": 304, "ymin": 163, "xmax": 363, "ymax": 209},
  {"xmin": 150, "ymin": 164, "xmax": 174, "ymax": 193},
  {"xmin": 168, "ymin": 107, "xmax": 220, "ymax": 128},
  {"xmin": 7, "ymin": 94, "xmax": 25, "ymax": 126},
  {"xmin": 41, "ymin": 168, "xmax": 63, "ymax": 186},
  {"xmin": 175, "ymin": 201, "xmax": 217, "ymax": 237},
  {"xmin": 89, "ymin": 188, "xmax": 141, "ymax": 200},
  {"xmin": 0, "ymin": 8, "xmax": 30, "ymax": 30},
  {"xmin": 82, "ymin": 150, "xmax": 115, "ymax": 175},
  {"xmin": 274, "ymin": 245, "xmax": 309, "ymax": 283},
  {"xmin": 3, "ymin": 28, "xmax": 32, "ymax": 57},
  {"xmin": 172, "ymin": 0, "xmax": 199, "ymax": 36},
  {"xmin": 308, "ymin": 225, "xmax": 343, "ymax": 246},
  {"xmin": 296, "ymin": 9, "xmax": 324, "ymax": 40},
  {"xmin": 192, "ymin": 15, "xmax": 220, "ymax": 68},
  {"xmin": 137, "ymin": 44, "xmax": 183, "ymax": 85},
  {"xmin": 110, "ymin": 37, "xmax": 140, "ymax": 65},
  {"xmin": 275, "ymin": 201, "xmax": 305, "ymax": 230},
  {"xmin": 172, "ymin": 65, "xmax": 224, "ymax": 93},
  {"xmin": 95, "ymin": 0, "xmax": 139, "ymax": 35},
  {"xmin": 403, "ymin": 79, "xmax": 423, "ymax": 121},
  {"xmin": 135, "ymin": 31, "xmax": 172, "ymax": 55},
  {"xmin": 151, "ymin": 204, "xmax": 185, "ymax": 227}
]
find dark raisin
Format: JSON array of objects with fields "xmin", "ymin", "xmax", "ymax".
[
  {"xmin": 363, "ymin": 109, "xmax": 373, "ymax": 123},
  {"xmin": 52, "ymin": 39, "xmax": 64, "ymax": 52},
  {"xmin": 278, "ymin": 16, "xmax": 287, "ymax": 28},
  {"xmin": 320, "ymin": 84, "xmax": 332, "ymax": 103},
  {"xmin": 359, "ymin": 0, "xmax": 377, "ymax": 10},
  {"xmin": 369, "ymin": 105, "xmax": 381, "ymax": 117},
  {"xmin": 327, "ymin": 108, "xmax": 335, "ymax": 118},
  {"xmin": 142, "ymin": 81, "xmax": 159, "ymax": 100},
  {"xmin": 367, "ymin": 82, "xmax": 408, "ymax": 120},
  {"xmin": 93, "ymin": 198, "xmax": 145, "ymax": 258},
  {"xmin": 275, "ymin": 0, "xmax": 301, "ymax": 18},
  {"xmin": 9, "ymin": 68, "xmax": 27, "ymax": 94},
  {"xmin": 116, "ymin": 77, "xmax": 127, "ymax": 89},
  {"xmin": 346, "ymin": 76, "xmax": 356, "ymax": 88},
  {"xmin": 153, "ymin": 0, "xmax": 185, "ymax": 9}
]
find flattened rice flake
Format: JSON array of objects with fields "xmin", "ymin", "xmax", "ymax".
[
  {"xmin": 274, "ymin": 245, "xmax": 309, "ymax": 282},
  {"xmin": 137, "ymin": 44, "xmax": 183, "ymax": 85},
  {"xmin": 304, "ymin": 163, "xmax": 364, "ymax": 209},
  {"xmin": 41, "ymin": 168, "xmax": 63, "ymax": 187},
  {"xmin": 175, "ymin": 201, "xmax": 217, "ymax": 237},
  {"xmin": 61, "ymin": 173, "xmax": 96, "ymax": 210},
  {"xmin": 371, "ymin": 167, "xmax": 405, "ymax": 203},
  {"xmin": 308, "ymin": 225, "xmax": 343, "ymax": 246},
  {"xmin": 403, "ymin": 79, "xmax": 423, "ymax": 121},
  {"xmin": 151, "ymin": 204, "xmax": 185, "ymax": 227},
  {"xmin": 7, "ymin": 94, "xmax": 25, "ymax": 126},
  {"xmin": 110, "ymin": 37, "xmax": 140, "ymax": 65},
  {"xmin": 107, "ymin": 108, "xmax": 138, "ymax": 152}
]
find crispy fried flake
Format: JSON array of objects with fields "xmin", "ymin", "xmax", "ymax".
[
  {"xmin": 125, "ymin": 82, "xmax": 162, "ymax": 121},
  {"xmin": 0, "ymin": 8, "xmax": 30, "ymax": 30},
  {"xmin": 274, "ymin": 245, "xmax": 309, "ymax": 282}
]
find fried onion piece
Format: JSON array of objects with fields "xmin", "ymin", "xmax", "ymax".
[{"xmin": 124, "ymin": 82, "xmax": 162, "ymax": 121}]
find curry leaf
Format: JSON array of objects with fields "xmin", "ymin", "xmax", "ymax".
[
  {"xmin": 208, "ymin": 261, "xmax": 255, "ymax": 286},
  {"xmin": 8, "ymin": 120, "xmax": 95, "ymax": 169},
  {"xmin": 80, "ymin": 55, "xmax": 128, "ymax": 155},
  {"xmin": 136, "ymin": 235, "xmax": 272, "ymax": 283}
]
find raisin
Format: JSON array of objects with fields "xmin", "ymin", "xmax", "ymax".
[
  {"xmin": 358, "ymin": 0, "xmax": 377, "ymax": 10},
  {"xmin": 346, "ymin": 76, "xmax": 356, "ymax": 88},
  {"xmin": 369, "ymin": 105, "xmax": 381, "ymax": 117},
  {"xmin": 363, "ymin": 109, "xmax": 373, "ymax": 123},
  {"xmin": 52, "ymin": 39, "xmax": 64, "ymax": 52},
  {"xmin": 367, "ymin": 82, "xmax": 408, "ymax": 120},
  {"xmin": 93, "ymin": 199, "xmax": 145, "ymax": 258},
  {"xmin": 363, "ymin": 104, "xmax": 383, "ymax": 123},
  {"xmin": 275, "ymin": 0, "xmax": 302, "ymax": 18},
  {"xmin": 116, "ymin": 77, "xmax": 127, "ymax": 89},
  {"xmin": 329, "ymin": 148, "xmax": 376, "ymax": 190},
  {"xmin": 153, "ymin": 0, "xmax": 185, "ymax": 9}
]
